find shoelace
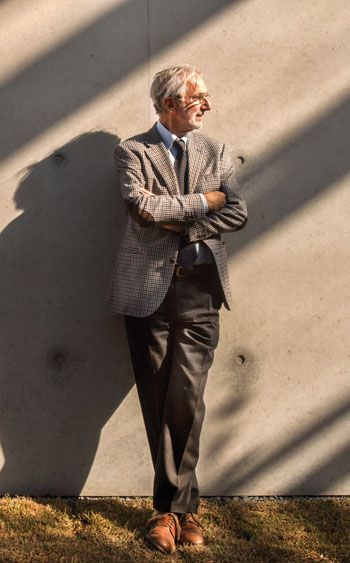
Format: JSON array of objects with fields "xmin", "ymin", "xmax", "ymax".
[
  {"xmin": 148, "ymin": 512, "xmax": 180, "ymax": 540},
  {"xmin": 180, "ymin": 512, "xmax": 201, "ymax": 527}
]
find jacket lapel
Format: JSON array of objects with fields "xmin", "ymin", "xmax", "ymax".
[{"xmin": 144, "ymin": 124, "xmax": 179, "ymax": 195}]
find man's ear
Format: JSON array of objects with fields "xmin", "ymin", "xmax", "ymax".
[{"xmin": 163, "ymin": 96, "xmax": 175, "ymax": 112}]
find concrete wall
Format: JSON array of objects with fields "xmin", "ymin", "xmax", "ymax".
[{"xmin": 0, "ymin": 0, "xmax": 349, "ymax": 495}]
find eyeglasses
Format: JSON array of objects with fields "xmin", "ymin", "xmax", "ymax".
[
  {"xmin": 173, "ymin": 92, "xmax": 211, "ymax": 108},
  {"xmin": 189, "ymin": 93, "xmax": 210, "ymax": 103}
]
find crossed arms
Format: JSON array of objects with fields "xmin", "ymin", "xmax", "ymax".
[{"xmin": 114, "ymin": 143, "xmax": 248, "ymax": 243}]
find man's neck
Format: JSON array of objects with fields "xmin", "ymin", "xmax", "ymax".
[{"xmin": 158, "ymin": 116, "xmax": 189, "ymax": 139}]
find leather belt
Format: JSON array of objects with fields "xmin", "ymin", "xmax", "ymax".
[{"xmin": 173, "ymin": 263, "xmax": 213, "ymax": 279}]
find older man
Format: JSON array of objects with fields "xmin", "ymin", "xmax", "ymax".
[{"xmin": 106, "ymin": 65, "xmax": 247, "ymax": 554}]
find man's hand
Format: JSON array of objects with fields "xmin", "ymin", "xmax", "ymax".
[
  {"xmin": 140, "ymin": 187, "xmax": 155, "ymax": 197},
  {"xmin": 204, "ymin": 191, "xmax": 226, "ymax": 211}
]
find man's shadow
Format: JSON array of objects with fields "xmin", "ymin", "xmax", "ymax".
[{"xmin": 0, "ymin": 131, "xmax": 133, "ymax": 495}]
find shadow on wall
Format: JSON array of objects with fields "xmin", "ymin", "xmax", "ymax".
[
  {"xmin": 208, "ymin": 391, "xmax": 350, "ymax": 495},
  {"xmin": 0, "ymin": 131, "xmax": 131, "ymax": 495},
  {"xmin": 229, "ymin": 94, "xmax": 350, "ymax": 257},
  {"xmin": 0, "ymin": 0, "xmax": 237, "ymax": 162}
]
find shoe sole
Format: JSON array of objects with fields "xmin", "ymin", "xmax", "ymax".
[{"xmin": 179, "ymin": 540, "xmax": 205, "ymax": 546}]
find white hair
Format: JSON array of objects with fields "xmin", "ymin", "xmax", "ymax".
[{"xmin": 150, "ymin": 64, "xmax": 202, "ymax": 114}]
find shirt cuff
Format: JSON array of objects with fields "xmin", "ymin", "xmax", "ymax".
[{"xmin": 199, "ymin": 193, "xmax": 208, "ymax": 212}]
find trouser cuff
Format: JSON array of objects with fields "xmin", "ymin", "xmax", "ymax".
[{"xmin": 153, "ymin": 499, "xmax": 199, "ymax": 515}]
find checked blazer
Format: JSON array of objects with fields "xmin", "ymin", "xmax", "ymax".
[{"xmin": 105, "ymin": 123, "xmax": 248, "ymax": 317}]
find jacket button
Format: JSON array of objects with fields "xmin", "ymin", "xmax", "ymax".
[{"xmin": 169, "ymin": 258, "xmax": 175, "ymax": 264}]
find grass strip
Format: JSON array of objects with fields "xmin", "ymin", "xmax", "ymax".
[{"xmin": 0, "ymin": 496, "xmax": 349, "ymax": 562}]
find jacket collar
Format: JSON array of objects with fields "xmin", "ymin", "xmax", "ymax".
[
  {"xmin": 156, "ymin": 120, "xmax": 188, "ymax": 150},
  {"xmin": 144, "ymin": 123, "xmax": 203, "ymax": 195},
  {"xmin": 144, "ymin": 124, "xmax": 178, "ymax": 194}
]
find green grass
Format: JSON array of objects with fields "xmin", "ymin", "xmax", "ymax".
[{"xmin": 0, "ymin": 497, "xmax": 349, "ymax": 562}]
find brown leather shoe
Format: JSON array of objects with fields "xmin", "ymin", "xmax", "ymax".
[
  {"xmin": 145, "ymin": 512, "xmax": 180, "ymax": 554},
  {"xmin": 179, "ymin": 512, "xmax": 205, "ymax": 545}
]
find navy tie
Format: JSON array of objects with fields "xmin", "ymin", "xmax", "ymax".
[
  {"xmin": 173, "ymin": 139, "xmax": 187, "ymax": 195},
  {"xmin": 173, "ymin": 139, "xmax": 197, "ymax": 269}
]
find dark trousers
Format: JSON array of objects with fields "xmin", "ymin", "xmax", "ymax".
[{"xmin": 124, "ymin": 264, "xmax": 222, "ymax": 514}]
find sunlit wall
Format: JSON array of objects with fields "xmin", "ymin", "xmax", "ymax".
[{"xmin": 0, "ymin": 0, "xmax": 349, "ymax": 494}]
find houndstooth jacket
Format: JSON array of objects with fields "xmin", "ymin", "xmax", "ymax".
[{"xmin": 105, "ymin": 123, "xmax": 248, "ymax": 317}]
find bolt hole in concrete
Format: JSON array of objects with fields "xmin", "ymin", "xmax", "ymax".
[
  {"xmin": 236, "ymin": 155, "xmax": 245, "ymax": 165},
  {"xmin": 235, "ymin": 355, "xmax": 246, "ymax": 365},
  {"xmin": 54, "ymin": 353, "xmax": 65, "ymax": 370},
  {"xmin": 48, "ymin": 348, "xmax": 68, "ymax": 371},
  {"xmin": 53, "ymin": 153, "xmax": 65, "ymax": 164}
]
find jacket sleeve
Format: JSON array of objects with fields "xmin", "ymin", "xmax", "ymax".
[
  {"xmin": 115, "ymin": 144, "xmax": 207, "ymax": 225},
  {"xmin": 184, "ymin": 143, "xmax": 248, "ymax": 242}
]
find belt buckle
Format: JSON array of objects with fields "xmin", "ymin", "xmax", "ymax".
[{"xmin": 175, "ymin": 265, "xmax": 188, "ymax": 278}]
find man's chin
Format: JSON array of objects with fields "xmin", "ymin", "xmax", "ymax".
[{"xmin": 192, "ymin": 120, "xmax": 203, "ymax": 130}]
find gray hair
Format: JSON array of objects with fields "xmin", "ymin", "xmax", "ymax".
[{"xmin": 150, "ymin": 64, "xmax": 202, "ymax": 114}]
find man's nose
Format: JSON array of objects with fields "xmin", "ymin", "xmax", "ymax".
[{"xmin": 202, "ymin": 96, "xmax": 211, "ymax": 111}]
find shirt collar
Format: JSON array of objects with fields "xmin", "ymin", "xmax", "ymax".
[{"xmin": 156, "ymin": 120, "xmax": 188, "ymax": 150}]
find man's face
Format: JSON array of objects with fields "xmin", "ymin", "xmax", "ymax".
[{"xmin": 172, "ymin": 75, "xmax": 211, "ymax": 133}]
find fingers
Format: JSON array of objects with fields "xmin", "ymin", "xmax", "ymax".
[{"xmin": 140, "ymin": 187, "xmax": 155, "ymax": 197}]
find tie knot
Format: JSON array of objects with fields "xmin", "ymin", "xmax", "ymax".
[{"xmin": 173, "ymin": 139, "xmax": 185, "ymax": 154}]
